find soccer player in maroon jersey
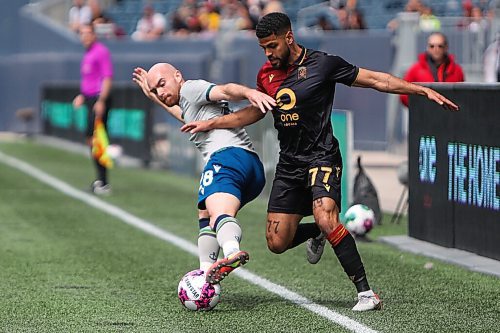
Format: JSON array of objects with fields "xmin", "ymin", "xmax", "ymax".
[{"xmin": 181, "ymin": 12, "xmax": 458, "ymax": 311}]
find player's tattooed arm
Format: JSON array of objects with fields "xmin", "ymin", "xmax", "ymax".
[{"xmin": 353, "ymin": 68, "xmax": 459, "ymax": 111}]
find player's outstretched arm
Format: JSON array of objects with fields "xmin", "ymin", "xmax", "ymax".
[
  {"xmin": 180, "ymin": 105, "xmax": 265, "ymax": 134},
  {"xmin": 209, "ymin": 83, "xmax": 276, "ymax": 113},
  {"xmin": 353, "ymin": 68, "xmax": 459, "ymax": 111},
  {"xmin": 132, "ymin": 67, "xmax": 184, "ymax": 122}
]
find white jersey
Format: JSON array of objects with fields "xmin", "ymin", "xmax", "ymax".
[
  {"xmin": 179, "ymin": 79, "xmax": 254, "ymax": 161},
  {"xmin": 68, "ymin": 5, "xmax": 91, "ymax": 26}
]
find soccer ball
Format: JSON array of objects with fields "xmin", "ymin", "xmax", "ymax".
[
  {"xmin": 177, "ymin": 269, "xmax": 221, "ymax": 311},
  {"xmin": 343, "ymin": 204, "xmax": 375, "ymax": 237}
]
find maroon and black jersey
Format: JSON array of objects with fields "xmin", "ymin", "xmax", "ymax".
[{"xmin": 257, "ymin": 47, "xmax": 359, "ymax": 167}]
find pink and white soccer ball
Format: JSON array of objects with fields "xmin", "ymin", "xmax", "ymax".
[
  {"xmin": 177, "ymin": 269, "xmax": 221, "ymax": 311},
  {"xmin": 344, "ymin": 204, "xmax": 375, "ymax": 236}
]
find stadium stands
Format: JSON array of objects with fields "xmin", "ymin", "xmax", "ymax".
[
  {"xmin": 104, "ymin": 0, "xmax": 495, "ymax": 34},
  {"xmin": 1, "ymin": 0, "xmax": 498, "ymax": 150},
  {"xmin": 294, "ymin": 0, "xmax": 484, "ymax": 30},
  {"xmin": 106, "ymin": 0, "xmax": 183, "ymax": 35}
]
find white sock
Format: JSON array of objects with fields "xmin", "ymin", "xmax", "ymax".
[
  {"xmin": 215, "ymin": 216, "xmax": 242, "ymax": 258},
  {"xmin": 358, "ymin": 290, "xmax": 375, "ymax": 297},
  {"xmin": 198, "ymin": 225, "xmax": 219, "ymax": 272}
]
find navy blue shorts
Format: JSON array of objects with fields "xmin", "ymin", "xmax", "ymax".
[{"xmin": 198, "ymin": 147, "xmax": 265, "ymax": 210}]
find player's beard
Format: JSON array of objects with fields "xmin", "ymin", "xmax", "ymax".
[
  {"xmin": 162, "ymin": 94, "xmax": 178, "ymax": 107},
  {"xmin": 270, "ymin": 48, "xmax": 291, "ymax": 69}
]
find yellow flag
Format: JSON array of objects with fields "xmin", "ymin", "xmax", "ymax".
[{"xmin": 92, "ymin": 119, "xmax": 113, "ymax": 169}]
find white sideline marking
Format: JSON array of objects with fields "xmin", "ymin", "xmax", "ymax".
[{"xmin": 0, "ymin": 151, "xmax": 378, "ymax": 333}]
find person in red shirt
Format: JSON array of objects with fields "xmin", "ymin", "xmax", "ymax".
[{"xmin": 400, "ymin": 32, "xmax": 465, "ymax": 107}]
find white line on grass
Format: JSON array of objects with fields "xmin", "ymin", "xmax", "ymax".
[{"xmin": 0, "ymin": 151, "xmax": 378, "ymax": 333}]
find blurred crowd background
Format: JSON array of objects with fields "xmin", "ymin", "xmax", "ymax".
[
  {"xmin": 61, "ymin": 0, "xmax": 498, "ymax": 39},
  {"xmin": 0, "ymin": 0, "xmax": 499, "ymax": 156}
]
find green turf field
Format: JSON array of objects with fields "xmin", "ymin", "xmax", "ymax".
[{"xmin": 0, "ymin": 140, "xmax": 498, "ymax": 333}]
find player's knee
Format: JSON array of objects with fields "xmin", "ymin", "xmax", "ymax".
[
  {"xmin": 266, "ymin": 235, "xmax": 288, "ymax": 254},
  {"xmin": 267, "ymin": 242, "xmax": 287, "ymax": 254}
]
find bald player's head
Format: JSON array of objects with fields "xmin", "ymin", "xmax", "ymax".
[{"xmin": 146, "ymin": 63, "xmax": 184, "ymax": 107}]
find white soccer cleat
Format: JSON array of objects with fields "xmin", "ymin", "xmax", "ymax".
[
  {"xmin": 352, "ymin": 291, "xmax": 382, "ymax": 311},
  {"xmin": 92, "ymin": 180, "xmax": 112, "ymax": 196},
  {"xmin": 306, "ymin": 233, "xmax": 326, "ymax": 264}
]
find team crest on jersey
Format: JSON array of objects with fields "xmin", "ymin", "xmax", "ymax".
[{"xmin": 298, "ymin": 66, "xmax": 307, "ymax": 79}]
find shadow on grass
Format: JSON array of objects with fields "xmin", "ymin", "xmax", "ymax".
[{"xmin": 215, "ymin": 290, "xmax": 353, "ymax": 312}]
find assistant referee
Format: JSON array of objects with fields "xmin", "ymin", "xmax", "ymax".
[{"xmin": 72, "ymin": 24, "xmax": 113, "ymax": 195}]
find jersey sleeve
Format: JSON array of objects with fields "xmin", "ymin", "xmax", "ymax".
[
  {"xmin": 323, "ymin": 54, "xmax": 359, "ymax": 86},
  {"xmin": 99, "ymin": 46, "xmax": 113, "ymax": 79},
  {"xmin": 181, "ymin": 80, "xmax": 215, "ymax": 106},
  {"xmin": 256, "ymin": 67, "xmax": 266, "ymax": 93}
]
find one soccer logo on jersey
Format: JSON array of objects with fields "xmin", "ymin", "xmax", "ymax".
[
  {"xmin": 298, "ymin": 66, "xmax": 307, "ymax": 80},
  {"xmin": 276, "ymin": 88, "xmax": 299, "ymax": 126}
]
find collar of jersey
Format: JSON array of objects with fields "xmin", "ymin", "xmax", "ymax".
[{"xmin": 292, "ymin": 45, "xmax": 307, "ymax": 66}]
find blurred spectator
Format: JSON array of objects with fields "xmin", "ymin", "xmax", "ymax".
[
  {"xmin": 185, "ymin": 13, "xmax": 203, "ymax": 33},
  {"xmin": 262, "ymin": 0, "xmax": 284, "ymax": 15},
  {"xmin": 92, "ymin": 15, "xmax": 126, "ymax": 39},
  {"xmin": 219, "ymin": 0, "xmax": 253, "ymax": 32},
  {"xmin": 348, "ymin": 9, "xmax": 366, "ymax": 30},
  {"xmin": 198, "ymin": 2, "xmax": 221, "ymax": 32},
  {"xmin": 387, "ymin": 0, "xmax": 423, "ymax": 31},
  {"xmin": 247, "ymin": 0, "xmax": 264, "ymax": 24},
  {"xmin": 170, "ymin": 11, "xmax": 190, "ymax": 36},
  {"xmin": 419, "ymin": 6, "xmax": 441, "ymax": 32},
  {"xmin": 336, "ymin": 6, "xmax": 350, "ymax": 29},
  {"xmin": 463, "ymin": 0, "xmax": 474, "ymax": 14},
  {"xmin": 483, "ymin": 33, "xmax": 500, "ymax": 82},
  {"xmin": 132, "ymin": 5, "xmax": 167, "ymax": 41},
  {"xmin": 457, "ymin": 0, "xmax": 473, "ymax": 29},
  {"xmin": 171, "ymin": 1, "xmax": 202, "ymax": 35},
  {"xmin": 346, "ymin": 0, "xmax": 357, "ymax": 10},
  {"xmin": 88, "ymin": 0, "xmax": 104, "ymax": 22},
  {"xmin": 400, "ymin": 32, "xmax": 465, "ymax": 107},
  {"xmin": 405, "ymin": 0, "xmax": 424, "ymax": 13},
  {"xmin": 467, "ymin": 6, "xmax": 488, "ymax": 33},
  {"xmin": 68, "ymin": 0, "xmax": 92, "ymax": 33},
  {"xmin": 237, "ymin": 3, "xmax": 255, "ymax": 30},
  {"xmin": 456, "ymin": 0, "xmax": 489, "ymax": 31},
  {"xmin": 315, "ymin": 15, "xmax": 336, "ymax": 31}
]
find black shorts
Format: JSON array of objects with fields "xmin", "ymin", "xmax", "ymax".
[
  {"xmin": 267, "ymin": 157, "xmax": 342, "ymax": 217},
  {"xmin": 84, "ymin": 96, "xmax": 111, "ymax": 138}
]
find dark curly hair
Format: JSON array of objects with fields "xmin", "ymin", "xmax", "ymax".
[{"xmin": 255, "ymin": 12, "xmax": 291, "ymax": 39}]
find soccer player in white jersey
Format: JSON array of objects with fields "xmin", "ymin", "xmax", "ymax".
[{"xmin": 133, "ymin": 63, "xmax": 276, "ymax": 284}]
